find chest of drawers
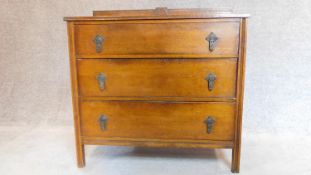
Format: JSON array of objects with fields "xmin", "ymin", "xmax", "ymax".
[{"xmin": 64, "ymin": 7, "xmax": 248, "ymax": 173}]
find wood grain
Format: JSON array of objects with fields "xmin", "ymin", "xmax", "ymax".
[
  {"xmin": 74, "ymin": 20, "xmax": 240, "ymax": 57},
  {"xmin": 92, "ymin": 7, "xmax": 245, "ymax": 19},
  {"xmin": 65, "ymin": 8, "xmax": 248, "ymax": 172},
  {"xmin": 77, "ymin": 58, "xmax": 237, "ymax": 98},
  {"xmin": 80, "ymin": 96, "xmax": 236, "ymax": 102},
  {"xmin": 231, "ymin": 18, "xmax": 247, "ymax": 173},
  {"xmin": 80, "ymin": 101, "xmax": 236, "ymax": 141},
  {"xmin": 64, "ymin": 7, "xmax": 249, "ymax": 21},
  {"xmin": 67, "ymin": 22, "xmax": 85, "ymax": 167},
  {"xmin": 83, "ymin": 137, "xmax": 233, "ymax": 148}
]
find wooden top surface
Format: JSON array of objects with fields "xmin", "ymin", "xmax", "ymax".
[{"xmin": 64, "ymin": 7, "xmax": 249, "ymax": 21}]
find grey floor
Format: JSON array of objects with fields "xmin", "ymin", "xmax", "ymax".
[{"xmin": 0, "ymin": 123, "xmax": 310, "ymax": 175}]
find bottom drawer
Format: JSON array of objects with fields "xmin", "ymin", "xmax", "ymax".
[{"xmin": 80, "ymin": 101, "xmax": 236, "ymax": 141}]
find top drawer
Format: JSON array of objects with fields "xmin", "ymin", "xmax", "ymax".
[{"xmin": 75, "ymin": 20, "xmax": 240, "ymax": 58}]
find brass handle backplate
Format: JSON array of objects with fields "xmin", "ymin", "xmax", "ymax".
[
  {"xmin": 93, "ymin": 35, "xmax": 104, "ymax": 53},
  {"xmin": 96, "ymin": 73, "xmax": 106, "ymax": 91},
  {"xmin": 99, "ymin": 115, "xmax": 108, "ymax": 131},
  {"xmin": 205, "ymin": 73, "xmax": 216, "ymax": 91},
  {"xmin": 206, "ymin": 32, "xmax": 218, "ymax": 52},
  {"xmin": 204, "ymin": 116, "xmax": 215, "ymax": 134}
]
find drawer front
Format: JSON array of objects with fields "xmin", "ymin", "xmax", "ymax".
[
  {"xmin": 81, "ymin": 101, "xmax": 235, "ymax": 141},
  {"xmin": 75, "ymin": 20, "xmax": 240, "ymax": 57},
  {"xmin": 78, "ymin": 58, "xmax": 237, "ymax": 98}
]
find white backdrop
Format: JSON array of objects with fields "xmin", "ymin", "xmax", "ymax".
[
  {"xmin": 1, "ymin": 1, "xmax": 311, "ymax": 174},
  {"xmin": 1, "ymin": 0, "xmax": 311, "ymax": 137}
]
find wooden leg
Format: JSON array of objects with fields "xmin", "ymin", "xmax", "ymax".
[
  {"xmin": 231, "ymin": 146, "xmax": 240, "ymax": 173},
  {"xmin": 76, "ymin": 143, "xmax": 85, "ymax": 167}
]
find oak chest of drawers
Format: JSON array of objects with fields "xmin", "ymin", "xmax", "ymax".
[{"xmin": 64, "ymin": 7, "xmax": 248, "ymax": 173}]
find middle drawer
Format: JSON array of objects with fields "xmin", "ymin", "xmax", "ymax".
[{"xmin": 77, "ymin": 58, "xmax": 237, "ymax": 98}]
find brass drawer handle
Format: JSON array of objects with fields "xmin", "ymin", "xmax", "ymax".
[
  {"xmin": 204, "ymin": 116, "xmax": 215, "ymax": 134},
  {"xmin": 206, "ymin": 32, "xmax": 218, "ymax": 52},
  {"xmin": 96, "ymin": 73, "xmax": 106, "ymax": 91},
  {"xmin": 93, "ymin": 35, "xmax": 104, "ymax": 53},
  {"xmin": 99, "ymin": 115, "xmax": 108, "ymax": 131},
  {"xmin": 205, "ymin": 73, "xmax": 216, "ymax": 91}
]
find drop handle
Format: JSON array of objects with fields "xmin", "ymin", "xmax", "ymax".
[
  {"xmin": 99, "ymin": 115, "xmax": 108, "ymax": 131},
  {"xmin": 206, "ymin": 32, "xmax": 218, "ymax": 52},
  {"xmin": 93, "ymin": 35, "xmax": 104, "ymax": 53},
  {"xmin": 96, "ymin": 73, "xmax": 106, "ymax": 91},
  {"xmin": 205, "ymin": 73, "xmax": 216, "ymax": 91},
  {"xmin": 204, "ymin": 116, "xmax": 215, "ymax": 134}
]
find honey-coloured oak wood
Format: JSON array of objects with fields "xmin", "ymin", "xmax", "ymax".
[
  {"xmin": 231, "ymin": 18, "xmax": 247, "ymax": 173},
  {"xmin": 64, "ymin": 7, "xmax": 249, "ymax": 21},
  {"xmin": 80, "ymin": 101, "xmax": 236, "ymax": 140},
  {"xmin": 75, "ymin": 20, "xmax": 240, "ymax": 57},
  {"xmin": 66, "ymin": 22, "xmax": 85, "ymax": 167},
  {"xmin": 92, "ymin": 7, "xmax": 236, "ymax": 18},
  {"xmin": 64, "ymin": 7, "xmax": 248, "ymax": 173},
  {"xmin": 77, "ymin": 58, "xmax": 237, "ymax": 98},
  {"xmin": 83, "ymin": 137, "xmax": 234, "ymax": 148}
]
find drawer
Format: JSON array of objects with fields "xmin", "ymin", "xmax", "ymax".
[
  {"xmin": 75, "ymin": 20, "xmax": 240, "ymax": 57},
  {"xmin": 77, "ymin": 58, "xmax": 237, "ymax": 98},
  {"xmin": 80, "ymin": 101, "xmax": 235, "ymax": 141}
]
